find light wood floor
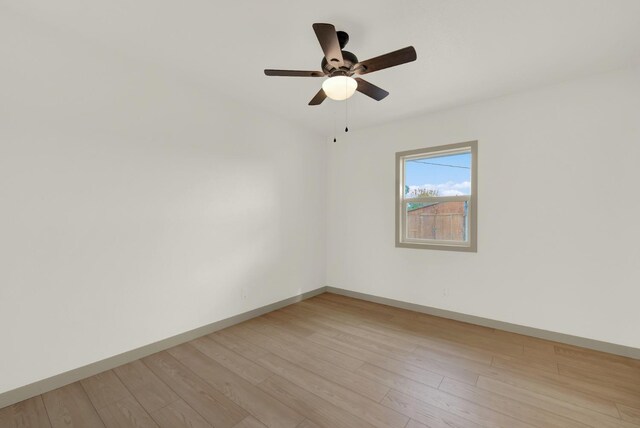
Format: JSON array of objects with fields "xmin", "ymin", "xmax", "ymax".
[{"xmin": 2, "ymin": 293, "xmax": 639, "ymax": 428}]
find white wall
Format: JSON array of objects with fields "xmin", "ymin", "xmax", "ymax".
[
  {"xmin": 2, "ymin": 8, "xmax": 638, "ymax": 398},
  {"xmin": 0, "ymin": 13, "xmax": 326, "ymax": 394},
  {"xmin": 327, "ymin": 66, "xmax": 640, "ymax": 349}
]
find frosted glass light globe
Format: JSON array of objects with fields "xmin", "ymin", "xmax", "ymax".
[{"xmin": 322, "ymin": 76, "xmax": 357, "ymax": 101}]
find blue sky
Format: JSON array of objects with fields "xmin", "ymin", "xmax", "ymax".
[{"xmin": 405, "ymin": 152, "xmax": 471, "ymax": 196}]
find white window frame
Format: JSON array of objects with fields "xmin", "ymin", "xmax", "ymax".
[{"xmin": 396, "ymin": 141, "xmax": 478, "ymax": 252}]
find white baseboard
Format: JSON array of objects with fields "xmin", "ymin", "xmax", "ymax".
[
  {"xmin": 326, "ymin": 286, "xmax": 640, "ymax": 360},
  {"xmin": 0, "ymin": 287, "xmax": 326, "ymax": 409},
  {"xmin": 2, "ymin": 285, "xmax": 638, "ymax": 409}
]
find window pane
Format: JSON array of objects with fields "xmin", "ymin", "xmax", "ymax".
[
  {"xmin": 406, "ymin": 201, "xmax": 468, "ymax": 242},
  {"xmin": 404, "ymin": 152, "xmax": 471, "ymax": 198}
]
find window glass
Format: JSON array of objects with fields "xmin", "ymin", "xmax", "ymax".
[
  {"xmin": 405, "ymin": 201, "xmax": 468, "ymax": 242},
  {"xmin": 404, "ymin": 152, "xmax": 471, "ymax": 198}
]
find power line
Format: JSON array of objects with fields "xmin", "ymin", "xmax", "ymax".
[{"xmin": 407, "ymin": 160, "xmax": 470, "ymax": 169}]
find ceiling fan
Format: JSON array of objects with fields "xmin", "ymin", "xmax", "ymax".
[{"xmin": 264, "ymin": 23, "xmax": 417, "ymax": 105}]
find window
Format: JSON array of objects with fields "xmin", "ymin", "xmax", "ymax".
[{"xmin": 396, "ymin": 141, "xmax": 477, "ymax": 251}]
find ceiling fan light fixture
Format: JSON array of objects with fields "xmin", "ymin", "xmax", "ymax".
[
  {"xmin": 322, "ymin": 76, "xmax": 357, "ymax": 101},
  {"xmin": 264, "ymin": 23, "xmax": 417, "ymax": 106}
]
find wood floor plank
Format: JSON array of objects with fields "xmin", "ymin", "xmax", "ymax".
[
  {"xmin": 384, "ymin": 386, "xmax": 535, "ymax": 428},
  {"xmin": 42, "ymin": 382, "xmax": 105, "ymax": 428},
  {"xmin": 231, "ymin": 416, "xmax": 268, "ymax": 428},
  {"xmin": 295, "ymin": 419, "xmax": 322, "ymax": 428},
  {"xmin": 167, "ymin": 343, "xmax": 304, "ymax": 428},
  {"xmin": 552, "ymin": 354, "xmax": 640, "ymax": 379},
  {"xmin": 316, "ymin": 294, "xmax": 495, "ymax": 338},
  {"xmin": 256, "ymin": 353, "xmax": 408, "ymax": 428},
  {"xmin": 439, "ymin": 377, "xmax": 589, "ymax": 428},
  {"xmin": 257, "ymin": 375, "xmax": 376, "ymax": 428},
  {"xmin": 312, "ymin": 294, "xmax": 422, "ymax": 327},
  {"xmin": 233, "ymin": 322, "xmax": 390, "ymax": 402},
  {"xmin": 81, "ymin": 370, "xmax": 134, "ymax": 410},
  {"xmin": 390, "ymin": 315, "xmax": 524, "ymax": 357},
  {"xmin": 310, "ymin": 295, "xmax": 395, "ymax": 322},
  {"xmin": 380, "ymin": 389, "xmax": 484, "ymax": 428},
  {"xmin": 96, "ymin": 397, "xmax": 158, "ymax": 428},
  {"xmin": 400, "ymin": 349, "xmax": 480, "ymax": 385},
  {"xmin": 411, "ymin": 341, "xmax": 494, "ymax": 366},
  {"xmin": 208, "ymin": 329, "xmax": 271, "ymax": 362},
  {"xmin": 491, "ymin": 329, "xmax": 559, "ymax": 353},
  {"xmin": 313, "ymin": 294, "xmax": 432, "ymax": 327},
  {"xmin": 260, "ymin": 311, "xmax": 365, "ymax": 370},
  {"xmin": 554, "ymin": 345, "xmax": 640, "ymax": 370},
  {"xmin": 522, "ymin": 343, "xmax": 640, "ymax": 381},
  {"xmin": 618, "ymin": 404, "xmax": 640, "ymax": 425},
  {"xmin": 481, "ymin": 366, "xmax": 622, "ymax": 417},
  {"xmin": 492, "ymin": 354, "xmax": 559, "ymax": 375},
  {"xmin": 282, "ymin": 306, "xmax": 416, "ymax": 357},
  {"xmin": 294, "ymin": 299, "xmax": 419, "ymax": 348},
  {"xmin": 142, "ymin": 351, "xmax": 247, "ymax": 428},
  {"xmin": 306, "ymin": 296, "xmax": 426, "ymax": 336},
  {"xmin": 557, "ymin": 363, "xmax": 640, "ymax": 394},
  {"xmin": 405, "ymin": 420, "xmax": 429, "ymax": 428},
  {"xmin": 255, "ymin": 312, "xmax": 317, "ymax": 338},
  {"xmin": 522, "ymin": 344, "xmax": 560, "ymax": 361},
  {"xmin": 308, "ymin": 332, "xmax": 444, "ymax": 388},
  {"xmin": 294, "ymin": 301, "xmax": 418, "ymax": 352},
  {"xmin": 0, "ymin": 395, "xmax": 52, "ymax": 428},
  {"xmin": 293, "ymin": 299, "xmax": 497, "ymax": 367},
  {"xmin": 308, "ymin": 294, "xmax": 399, "ymax": 320},
  {"xmin": 492, "ymin": 356, "xmax": 640, "ymax": 410},
  {"xmin": 360, "ymin": 365, "xmax": 534, "ymax": 428},
  {"xmin": 148, "ymin": 399, "xmax": 212, "ymax": 428},
  {"xmin": 4, "ymin": 293, "xmax": 639, "ymax": 428},
  {"xmin": 476, "ymin": 376, "xmax": 638, "ymax": 428},
  {"xmin": 190, "ymin": 336, "xmax": 272, "ymax": 385},
  {"xmin": 288, "ymin": 300, "xmax": 510, "ymax": 372},
  {"xmin": 355, "ymin": 363, "xmax": 443, "ymax": 400},
  {"xmin": 279, "ymin": 303, "xmax": 368, "ymax": 336},
  {"xmin": 113, "ymin": 360, "xmax": 179, "ymax": 413}
]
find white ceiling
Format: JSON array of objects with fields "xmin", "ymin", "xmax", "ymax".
[{"xmin": 4, "ymin": 0, "xmax": 640, "ymax": 136}]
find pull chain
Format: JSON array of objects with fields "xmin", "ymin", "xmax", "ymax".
[
  {"xmin": 345, "ymin": 99, "xmax": 349, "ymax": 133},
  {"xmin": 333, "ymin": 102, "xmax": 337, "ymax": 142}
]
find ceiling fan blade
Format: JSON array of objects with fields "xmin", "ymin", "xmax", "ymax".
[
  {"xmin": 264, "ymin": 69, "xmax": 325, "ymax": 77},
  {"xmin": 354, "ymin": 46, "xmax": 417, "ymax": 75},
  {"xmin": 312, "ymin": 23, "xmax": 344, "ymax": 69},
  {"xmin": 308, "ymin": 88, "xmax": 327, "ymax": 106},
  {"xmin": 354, "ymin": 78, "xmax": 389, "ymax": 101}
]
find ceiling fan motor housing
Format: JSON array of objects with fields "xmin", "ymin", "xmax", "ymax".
[
  {"xmin": 336, "ymin": 30, "xmax": 349, "ymax": 48},
  {"xmin": 319, "ymin": 30, "xmax": 358, "ymax": 76},
  {"xmin": 322, "ymin": 50, "xmax": 359, "ymax": 75}
]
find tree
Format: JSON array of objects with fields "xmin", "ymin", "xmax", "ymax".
[
  {"xmin": 407, "ymin": 187, "xmax": 439, "ymax": 198},
  {"xmin": 406, "ymin": 186, "xmax": 440, "ymax": 210}
]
